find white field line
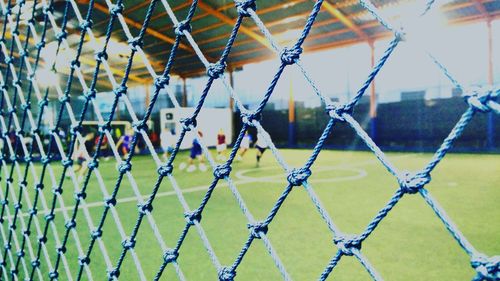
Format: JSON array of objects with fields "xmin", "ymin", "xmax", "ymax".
[{"xmin": 13, "ymin": 154, "xmax": 412, "ymax": 218}]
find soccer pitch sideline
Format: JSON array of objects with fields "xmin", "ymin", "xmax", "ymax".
[{"xmin": 2, "ymin": 150, "xmax": 499, "ymax": 280}]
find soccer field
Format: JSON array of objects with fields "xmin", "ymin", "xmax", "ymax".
[{"xmin": 6, "ymin": 149, "xmax": 498, "ymax": 280}]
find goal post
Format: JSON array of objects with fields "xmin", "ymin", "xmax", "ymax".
[{"xmin": 160, "ymin": 108, "xmax": 233, "ymax": 149}]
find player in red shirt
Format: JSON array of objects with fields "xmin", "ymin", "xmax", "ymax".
[{"xmin": 216, "ymin": 128, "xmax": 227, "ymax": 162}]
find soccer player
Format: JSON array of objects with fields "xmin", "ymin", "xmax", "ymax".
[
  {"xmin": 72, "ymin": 131, "xmax": 95, "ymax": 182},
  {"xmin": 160, "ymin": 127, "xmax": 174, "ymax": 160},
  {"xmin": 236, "ymin": 130, "xmax": 252, "ymax": 161},
  {"xmin": 116, "ymin": 128, "xmax": 134, "ymax": 157},
  {"xmin": 96, "ymin": 133, "xmax": 111, "ymax": 161},
  {"xmin": 216, "ymin": 128, "xmax": 227, "ymax": 162},
  {"xmin": 179, "ymin": 131, "xmax": 207, "ymax": 172},
  {"xmin": 255, "ymin": 132, "xmax": 268, "ymax": 167}
]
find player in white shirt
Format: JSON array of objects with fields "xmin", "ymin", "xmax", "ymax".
[
  {"xmin": 255, "ymin": 132, "xmax": 268, "ymax": 167},
  {"xmin": 236, "ymin": 131, "xmax": 252, "ymax": 161},
  {"xmin": 160, "ymin": 127, "xmax": 174, "ymax": 160}
]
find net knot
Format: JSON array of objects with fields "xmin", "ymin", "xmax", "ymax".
[
  {"xmin": 138, "ymin": 202, "xmax": 153, "ymax": 214},
  {"xmin": 87, "ymin": 159, "xmax": 99, "ymax": 170},
  {"xmin": 113, "ymin": 85, "xmax": 128, "ymax": 97},
  {"xmin": 109, "ymin": 3, "xmax": 124, "ymax": 16},
  {"xmin": 325, "ymin": 102, "xmax": 352, "ymax": 121},
  {"xmin": 247, "ymin": 221, "xmax": 268, "ymax": 238},
  {"xmin": 3, "ymin": 243, "xmax": 10, "ymax": 250},
  {"xmin": 105, "ymin": 197, "xmax": 117, "ymax": 207},
  {"xmin": 133, "ymin": 120, "xmax": 148, "ymax": 132},
  {"xmin": 62, "ymin": 158, "xmax": 73, "ymax": 167},
  {"xmin": 158, "ymin": 164, "xmax": 173, "ymax": 176},
  {"xmin": 31, "ymin": 259, "xmax": 40, "ymax": 268},
  {"xmin": 287, "ymin": 167, "xmax": 312, "ymax": 186},
  {"xmin": 234, "ymin": 0, "xmax": 256, "ymax": 17},
  {"xmin": 334, "ymin": 235, "xmax": 361, "ymax": 256},
  {"xmin": 465, "ymin": 86, "xmax": 497, "ymax": 113},
  {"xmin": 184, "ymin": 210, "xmax": 202, "ymax": 225},
  {"xmin": 181, "ymin": 117, "xmax": 197, "ymax": 131},
  {"xmin": 79, "ymin": 19, "xmax": 93, "ymax": 31},
  {"xmin": 99, "ymin": 123, "xmax": 112, "ymax": 134},
  {"xmin": 91, "ymin": 229, "xmax": 103, "ymax": 239},
  {"xmin": 471, "ymin": 254, "xmax": 500, "ymax": 280},
  {"xmin": 108, "ymin": 268, "xmax": 120, "ymax": 278},
  {"xmin": 79, "ymin": 256, "xmax": 91, "ymax": 265},
  {"xmin": 20, "ymin": 102, "xmax": 30, "ymax": 111},
  {"xmin": 65, "ymin": 220, "xmax": 76, "ymax": 230},
  {"xmin": 41, "ymin": 156, "xmax": 51, "ymax": 165},
  {"xmin": 19, "ymin": 48, "xmax": 28, "ymax": 57},
  {"xmin": 398, "ymin": 171, "xmax": 431, "ymax": 194},
  {"xmin": 218, "ymin": 266, "xmax": 236, "ymax": 281},
  {"xmin": 13, "ymin": 203, "xmax": 22, "ymax": 211},
  {"xmin": 12, "ymin": 78, "xmax": 22, "ymax": 87},
  {"xmin": 51, "ymin": 186, "xmax": 63, "ymax": 195},
  {"xmin": 95, "ymin": 50, "xmax": 108, "ymax": 62},
  {"xmin": 84, "ymin": 89, "xmax": 97, "ymax": 100},
  {"xmin": 280, "ymin": 46, "xmax": 302, "ymax": 65},
  {"xmin": 121, "ymin": 238, "xmax": 136, "ymax": 250},
  {"xmin": 70, "ymin": 124, "xmax": 82, "ymax": 135},
  {"xmin": 35, "ymin": 40, "xmax": 46, "ymax": 50},
  {"xmin": 16, "ymin": 250, "xmax": 24, "ymax": 258},
  {"xmin": 155, "ymin": 75, "xmax": 170, "ymax": 89},
  {"xmin": 214, "ymin": 163, "xmax": 232, "ymax": 179},
  {"xmin": 4, "ymin": 56, "xmax": 13, "ymax": 65},
  {"xmin": 42, "ymin": 4, "xmax": 53, "ymax": 15},
  {"xmin": 128, "ymin": 37, "xmax": 143, "ymax": 51},
  {"xmin": 48, "ymin": 270, "xmax": 59, "ymax": 279},
  {"xmin": 55, "ymin": 30, "xmax": 67, "ymax": 42},
  {"xmin": 59, "ymin": 95, "xmax": 70, "ymax": 104},
  {"xmin": 35, "ymin": 183, "xmax": 44, "ymax": 190},
  {"xmin": 117, "ymin": 162, "xmax": 132, "ymax": 173},
  {"xmin": 207, "ymin": 61, "xmax": 226, "ymax": 79},
  {"xmin": 75, "ymin": 191, "xmax": 87, "ymax": 200},
  {"xmin": 174, "ymin": 20, "xmax": 192, "ymax": 37},
  {"xmin": 44, "ymin": 213, "xmax": 55, "ymax": 222},
  {"xmin": 163, "ymin": 248, "xmax": 179, "ymax": 263},
  {"xmin": 241, "ymin": 111, "xmax": 261, "ymax": 126},
  {"xmin": 395, "ymin": 26, "xmax": 406, "ymax": 42},
  {"xmin": 57, "ymin": 245, "xmax": 67, "ymax": 254}
]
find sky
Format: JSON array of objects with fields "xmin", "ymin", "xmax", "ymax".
[{"xmin": 186, "ymin": 19, "xmax": 500, "ymax": 109}]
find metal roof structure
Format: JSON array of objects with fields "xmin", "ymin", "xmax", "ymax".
[{"xmin": 2, "ymin": 0, "xmax": 499, "ymax": 91}]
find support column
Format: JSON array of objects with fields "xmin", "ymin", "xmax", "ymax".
[
  {"xmin": 486, "ymin": 20, "xmax": 495, "ymax": 150},
  {"xmin": 229, "ymin": 70, "xmax": 235, "ymax": 111},
  {"xmin": 145, "ymin": 85, "xmax": 150, "ymax": 117},
  {"xmin": 182, "ymin": 77, "xmax": 187, "ymax": 107},
  {"xmin": 229, "ymin": 70, "xmax": 235, "ymax": 143},
  {"xmin": 288, "ymin": 75, "xmax": 296, "ymax": 147},
  {"xmin": 369, "ymin": 41, "xmax": 377, "ymax": 141}
]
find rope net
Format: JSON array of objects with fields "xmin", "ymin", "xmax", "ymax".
[{"xmin": 0, "ymin": 0, "xmax": 498, "ymax": 280}]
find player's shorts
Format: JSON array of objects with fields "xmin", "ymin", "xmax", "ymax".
[
  {"xmin": 190, "ymin": 145, "xmax": 202, "ymax": 159},
  {"xmin": 216, "ymin": 143, "xmax": 227, "ymax": 152},
  {"xmin": 240, "ymin": 138, "xmax": 250, "ymax": 149},
  {"xmin": 256, "ymin": 145, "xmax": 267, "ymax": 154},
  {"xmin": 77, "ymin": 157, "xmax": 86, "ymax": 165}
]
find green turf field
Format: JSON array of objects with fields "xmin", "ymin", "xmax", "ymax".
[{"xmin": 3, "ymin": 149, "xmax": 499, "ymax": 280}]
